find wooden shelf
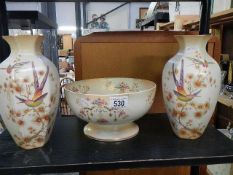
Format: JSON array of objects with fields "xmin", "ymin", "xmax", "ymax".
[
  {"xmin": 184, "ymin": 8, "xmax": 233, "ymax": 30},
  {"xmin": 159, "ymin": 21, "xmax": 174, "ymax": 30},
  {"xmin": 159, "ymin": 9, "xmax": 233, "ymax": 31},
  {"xmin": 218, "ymin": 94, "xmax": 233, "ymax": 108}
]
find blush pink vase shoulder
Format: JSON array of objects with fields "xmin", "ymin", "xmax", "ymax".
[{"xmin": 0, "ymin": 35, "xmax": 60, "ymax": 149}]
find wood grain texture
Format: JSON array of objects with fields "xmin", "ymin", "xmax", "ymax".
[
  {"xmin": 184, "ymin": 8, "xmax": 233, "ymax": 30},
  {"xmin": 62, "ymin": 34, "xmax": 73, "ymax": 50},
  {"xmin": 218, "ymin": 94, "xmax": 233, "ymax": 108},
  {"xmin": 82, "ymin": 166, "xmax": 190, "ymax": 175}
]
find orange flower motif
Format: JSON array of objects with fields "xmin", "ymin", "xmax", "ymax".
[
  {"xmin": 209, "ymin": 77, "xmax": 213, "ymax": 83},
  {"xmin": 38, "ymin": 107, "xmax": 45, "ymax": 113},
  {"xmin": 14, "ymin": 86, "xmax": 22, "ymax": 93},
  {"xmin": 36, "ymin": 137, "xmax": 44, "ymax": 143},
  {"xmin": 23, "ymin": 137, "xmax": 30, "ymax": 143},
  {"xmin": 23, "ymin": 78, "xmax": 29, "ymax": 83},
  {"xmin": 177, "ymin": 103, "xmax": 183, "ymax": 108},
  {"xmin": 204, "ymin": 102, "xmax": 210, "ymax": 109},
  {"xmin": 190, "ymin": 102, "xmax": 196, "ymax": 107},
  {"xmin": 179, "ymin": 129, "xmax": 187, "ymax": 136},
  {"xmin": 197, "ymin": 104, "xmax": 203, "ymax": 110},
  {"xmin": 50, "ymin": 96, "xmax": 56, "ymax": 103},
  {"xmin": 187, "ymin": 74, "xmax": 193, "ymax": 80},
  {"xmin": 38, "ymin": 71, "xmax": 45, "ymax": 76},
  {"xmin": 179, "ymin": 111, "xmax": 186, "ymax": 118},
  {"xmin": 15, "ymin": 111, "xmax": 21, "ymax": 117},
  {"xmin": 172, "ymin": 108, "xmax": 178, "ymax": 117},
  {"xmin": 34, "ymin": 117, "xmax": 42, "ymax": 124},
  {"xmin": 17, "ymin": 120, "xmax": 24, "ymax": 126},
  {"xmin": 191, "ymin": 128, "xmax": 202, "ymax": 135},
  {"xmin": 194, "ymin": 80, "xmax": 202, "ymax": 88},
  {"xmin": 43, "ymin": 115, "xmax": 50, "ymax": 123},
  {"xmin": 9, "ymin": 109, "xmax": 14, "ymax": 115},
  {"xmin": 166, "ymin": 92, "xmax": 173, "ymax": 101},
  {"xmin": 24, "ymin": 109, "xmax": 30, "ymax": 114},
  {"xmin": 28, "ymin": 127, "xmax": 33, "ymax": 131},
  {"xmin": 195, "ymin": 111, "xmax": 202, "ymax": 118}
]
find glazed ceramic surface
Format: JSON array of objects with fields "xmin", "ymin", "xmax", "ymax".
[
  {"xmin": 162, "ymin": 35, "xmax": 221, "ymax": 139},
  {"xmin": 0, "ymin": 36, "xmax": 60, "ymax": 149},
  {"xmin": 64, "ymin": 78, "xmax": 156, "ymax": 141}
]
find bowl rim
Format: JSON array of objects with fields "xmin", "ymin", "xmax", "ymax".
[{"xmin": 64, "ymin": 77, "xmax": 156, "ymax": 96}]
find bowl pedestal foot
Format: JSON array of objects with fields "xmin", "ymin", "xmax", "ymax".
[{"xmin": 84, "ymin": 122, "xmax": 139, "ymax": 142}]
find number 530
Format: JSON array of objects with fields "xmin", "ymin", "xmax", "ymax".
[{"xmin": 113, "ymin": 100, "xmax": 125, "ymax": 107}]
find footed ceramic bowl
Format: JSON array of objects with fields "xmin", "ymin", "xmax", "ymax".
[{"xmin": 64, "ymin": 78, "xmax": 156, "ymax": 141}]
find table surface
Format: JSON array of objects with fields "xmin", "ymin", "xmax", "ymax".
[{"xmin": 1, "ymin": 113, "xmax": 233, "ymax": 174}]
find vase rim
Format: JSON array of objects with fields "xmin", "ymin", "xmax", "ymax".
[{"xmin": 2, "ymin": 35, "xmax": 44, "ymax": 56}]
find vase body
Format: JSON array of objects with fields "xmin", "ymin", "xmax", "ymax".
[
  {"xmin": 0, "ymin": 36, "xmax": 60, "ymax": 149},
  {"xmin": 162, "ymin": 35, "xmax": 221, "ymax": 139}
]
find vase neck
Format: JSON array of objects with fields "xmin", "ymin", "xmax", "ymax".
[
  {"xmin": 3, "ymin": 35, "xmax": 43, "ymax": 56},
  {"xmin": 175, "ymin": 35, "xmax": 210, "ymax": 54}
]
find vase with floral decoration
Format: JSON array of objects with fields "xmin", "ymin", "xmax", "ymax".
[
  {"xmin": 162, "ymin": 35, "xmax": 221, "ymax": 139},
  {"xmin": 0, "ymin": 35, "xmax": 60, "ymax": 149}
]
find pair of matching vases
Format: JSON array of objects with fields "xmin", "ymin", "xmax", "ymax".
[{"xmin": 0, "ymin": 34, "xmax": 220, "ymax": 149}]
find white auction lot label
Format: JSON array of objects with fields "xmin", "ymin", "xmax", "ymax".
[{"xmin": 110, "ymin": 96, "xmax": 128, "ymax": 108}]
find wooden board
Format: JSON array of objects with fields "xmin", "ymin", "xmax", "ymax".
[
  {"xmin": 81, "ymin": 166, "xmax": 190, "ymax": 175},
  {"xmin": 184, "ymin": 8, "xmax": 233, "ymax": 30}
]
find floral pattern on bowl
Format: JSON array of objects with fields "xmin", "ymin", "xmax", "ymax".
[
  {"xmin": 65, "ymin": 84, "xmax": 90, "ymax": 94},
  {"xmin": 78, "ymin": 97, "xmax": 128, "ymax": 124},
  {"xmin": 64, "ymin": 78, "xmax": 156, "ymax": 141}
]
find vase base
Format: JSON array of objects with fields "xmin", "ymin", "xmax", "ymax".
[
  {"xmin": 84, "ymin": 122, "xmax": 139, "ymax": 142},
  {"xmin": 15, "ymin": 140, "xmax": 48, "ymax": 150},
  {"xmin": 174, "ymin": 129, "xmax": 203, "ymax": 140}
]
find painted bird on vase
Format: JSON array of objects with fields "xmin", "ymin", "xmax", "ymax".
[
  {"xmin": 0, "ymin": 62, "xmax": 30, "ymax": 74},
  {"xmin": 186, "ymin": 56, "xmax": 214, "ymax": 68},
  {"xmin": 173, "ymin": 59, "xmax": 201, "ymax": 102},
  {"xmin": 16, "ymin": 62, "xmax": 49, "ymax": 107}
]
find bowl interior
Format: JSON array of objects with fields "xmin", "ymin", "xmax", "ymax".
[{"xmin": 64, "ymin": 78, "xmax": 156, "ymax": 95}]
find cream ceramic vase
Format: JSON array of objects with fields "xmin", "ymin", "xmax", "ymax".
[
  {"xmin": 162, "ymin": 35, "xmax": 221, "ymax": 139},
  {"xmin": 0, "ymin": 36, "xmax": 60, "ymax": 149}
]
